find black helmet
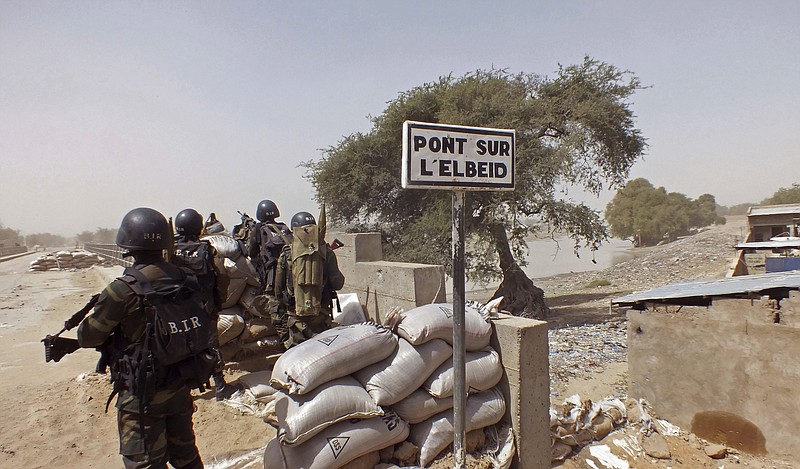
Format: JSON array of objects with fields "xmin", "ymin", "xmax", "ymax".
[
  {"xmin": 175, "ymin": 208, "xmax": 203, "ymax": 235},
  {"xmin": 291, "ymin": 211, "xmax": 316, "ymax": 229},
  {"xmin": 115, "ymin": 207, "xmax": 172, "ymax": 251},
  {"xmin": 256, "ymin": 199, "xmax": 280, "ymax": 222}
]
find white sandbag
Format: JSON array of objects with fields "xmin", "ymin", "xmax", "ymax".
[
  {"xmin": 264, "ymin": 410, "xmax": 409, "ymax": 469},
  {"xmin": 236, "ymin": 370, "xmax": 280, "ymax": 401},
  {"xmin": 354, "ymin": 338, "xmax": 452, "ymax": 406},
  {"xmin": 409, "ymin": 387, "xmax": 506, "ymax": 467},
  {"xmin": 396, "ymin": 303, "xmax": 492, "ymax": 351},
  {"xmin": 391, "ymin": 388, "xmax": 454, "ymax": 425},
  {"xmin": 276, "ymin": 376, "xmax": 384, "ymax": 446},
  {"xmin": 217, "ymin": 309, "xmax": 245, "ymax": 345},
  {"xmin": 202, "ymin": 234, "xmax": 242, "ymax": 260},
  {"xmin": 271, "ymin": 322, "xmax": 398, "ymax": 395},
  {"xmin": 333, "ymin": 293, "xmax": 366, "ymax": 326},
  {"xmin": 423, "ymin": 347, "xmax": 503, "ymax": 398}
]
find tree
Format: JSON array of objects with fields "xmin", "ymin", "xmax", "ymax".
[
  {"xmin": 25, "ymin": 233, "xmax": 66, "ymax": 247},
  {"xmin": 304, "ymin": 58, "xmax": 647, "ymax": 319},
  {"xmin": 763, "ymin": 183, "xmax": 800, "ymax": 205},
  {"xmin": 605, "ymin": 178, "xmax": 725, "ymax": 246},
  {"xmin": 0, "ymin": 222, "xmax": 23, "ymax": 245}
]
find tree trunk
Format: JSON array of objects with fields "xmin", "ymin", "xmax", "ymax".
[{"xmin": 488, "ymin": 223, "xmax": 550, "ymax": 319}]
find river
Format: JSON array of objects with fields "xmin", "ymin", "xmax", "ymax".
[{"xmin": 522, "ymin": 235, "xmax": 636, "ymax": 279}]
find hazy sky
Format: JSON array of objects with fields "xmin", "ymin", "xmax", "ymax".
[{"xmin": 1, "ymin": 1, "xmax": 798, "ymax": 237}]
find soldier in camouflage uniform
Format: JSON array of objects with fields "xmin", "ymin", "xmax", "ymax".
[{"xmin": 78, "ymin": 207, "xmax": 204, "ymax": 469}]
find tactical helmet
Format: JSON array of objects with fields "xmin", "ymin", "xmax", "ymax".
[
  {"xmin": 175, "ymin": 208, "xmax": 203, "ymax": 235},
  {"xmin": 115, "ymin": 207, "xmax": 172, "ymax": 251},
  {"xmin": 290, "ymin": 211, "xmax": 316, "ymax": 229},
  {"xmin": 256, "ymin": 199, "xmax": 280, "ymax": 222}
]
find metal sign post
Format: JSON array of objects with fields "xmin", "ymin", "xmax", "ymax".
[
  {"xmin": 401, "ymin": 121, "xmax": 515, "ymax": 469},
  {"xmin": 451, "ymin": 189, "xmax": 467, "ymax": 467}
]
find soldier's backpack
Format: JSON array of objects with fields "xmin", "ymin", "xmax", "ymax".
[
  {"xmin": 287, "ymin": 223, "xmax": 327, "ymax": 316},
  {"xmin": 109, "ymin": 266, "xmax": 216, "ymax": 406},
  {"xmin": 256, "ymin": 223, "xmax": 292, "ymax": 289}
]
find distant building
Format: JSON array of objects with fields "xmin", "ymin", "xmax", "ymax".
[{"xmin": 729, "ymin": 204, "xmax": 800, "ymax": 276}]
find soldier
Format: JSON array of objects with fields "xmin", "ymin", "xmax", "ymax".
[
  {"xmin": 247, "ymin": 199, "xmax": 292, "ymax": 296},
  {"xmin": 77, "ymin": 207, "xmax": 204, "ymax": 469},
  {"xmin": 173, "ymin": 208, "xmax": 237, "ymax": 401},
  {"xmin": 274, "ymin": 211, "xmax": 345, "ymax": 348}
]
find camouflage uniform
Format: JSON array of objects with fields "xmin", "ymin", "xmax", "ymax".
[
  {"xmin": 274, "ymin": 243, "xmax": 345, "ymax": 348},
  {"xmin": 78, "ymin": 260, "xmax": 203, "ymax": 469}
]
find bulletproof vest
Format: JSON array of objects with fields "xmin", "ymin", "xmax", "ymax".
[{"xmin": 172, "ymin": 239, "xmax": 215, "ymax": 297}]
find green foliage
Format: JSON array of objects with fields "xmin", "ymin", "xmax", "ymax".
[
  {"xmin": 305, "ymin": 58, "xmax": 647, "ymax": 282},
  {"xmin": 76, "ymin": 227, "xmax": 116, "ymax": 244},
  {"xmin": 763, "ymin": 183, "xmax": 800, "ymax": 205},
  {"xmin": 0, "ymin": 221, "xmax": 23, "ymax": 244},
  {"xmin": 605, "ymin": 178, "xmax": 725, "ymax": 246},
  {"xmin": 718, "ymin": 202, "xmax": 753, "ymax": 216}
]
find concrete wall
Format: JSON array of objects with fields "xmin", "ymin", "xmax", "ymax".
[
  {"xmin": 628, "ymin": 293, "xmax": 800, "ymax": 461},
  {"xmin": 335, "ymin": 233, "xmax": 447, "ymax": 324}
]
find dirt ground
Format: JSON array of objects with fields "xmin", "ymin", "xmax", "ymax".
[{"xmin": 1, "ymin": 222, "xmax": 798, "ymax": 469}]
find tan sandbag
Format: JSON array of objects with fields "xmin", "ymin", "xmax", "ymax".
[
  {"xmin": 408, "ymin": 387, "xmax": 506, "ymax": 467},
  {"xmin": 354, "ymin": 338, "xmax": 452, "ymax": 406},
  {"xmin": 423, "ymin": 347, "xmax": 503, "ymax": 398},
  {"xmin": 238, "ymin": 284, "xmax": 272, "ymax": 318},
  {"xmin": 390, "ymin": 388, "xmax": 454, "ymax": 425},
  {"xmin": 396, "ymin": 303, "xmax": 492, "ymax": 351},
  {"xmin": 264, "ymin": 410, "xmax": 409, "ymax": 469},
  {"xmin": 222, "ymin": 277, "xmax": 247, "ymax": 309},
  {"xmin": 217, "ymin": 310, "xmax": 245, "ymax": 345},
  {"xmin": 271, "ymin": 322, "xmax": 398, "ymax": 395},
  {"xmin": 238, "ymin": 316, "xmax": 277, "ymax": 344},
  {"xmin": 276, "ymin": 376, "xmax": 384, "ymax": 446}
]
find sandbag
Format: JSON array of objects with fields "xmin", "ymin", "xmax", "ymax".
[
  {"xmin": 354, "ymin": 338, "xmax": 452, "ymax": 406},
  {"xmin": 239, "ymin": 284, "xmax": 273, "ymax": 318},
  {"xmin": 223, "ymin": 255, "xmax": 260, "ymax": 287},
  {"xmin": 276, "ymin": 376, "xmax": 384, "ymax": 446},
  {"xmin": 222, "ymin": 277, "xmax": 247, "ymax": 308},
  {"xmin": 271, "ymin": 322, "xmax": 398, "ymax": 395},
  {"xmin": 409, "ymin": 387, "xmax": 506, "ymax": 467},
  {"xmin": 333, "ymin": 293, "xmax": 366, "ymax": 326},
  {"xmin": 217, "ymin": 309, "xmax": 246, "ymax": 345},
  {"xmin": 202, "ymin": 234, "xmax": 242, "ymax": 260},
  {"xmin": 396, "ymin": 303, "xmax": 492, "ymax": 351},
  {"xmin": 264, "ymin": 410, "xmax": 409, "ymax": 469},
  {"xmin": 423, "ymin": 347, "xmax": 503, "ymax": 398},
  {"xmin": 238, "ymin": 316, "xmax": 277, "ymax": 344},
  {"xmin": 391, "ymin": 388, "xmax": 454, "ymax": 425},
  {"xmin": 237, "ymin": 370, "xmax": 280, "ymax": 402}
]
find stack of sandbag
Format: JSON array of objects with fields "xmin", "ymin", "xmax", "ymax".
[
  {"xmin": 202, "ymin": 234, "xmax": 283, "ymax": 361},
  {"xmin": 266, "ymin": 322, "xmax": 407, "ymax": 469},
  {"xmin": 390, "ymin": 303, "xmax": 505, "ymax": 466},
  {"xmin": 264, "ymin": 303, "xmax": 507, "ymax": 468},
  {"xmin": 28, "ymin": 250, "xmax": 106, "ymax": 271}
]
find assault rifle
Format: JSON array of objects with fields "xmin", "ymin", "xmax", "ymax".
[{"xmin": 42, "ymin": 293, "xmax": 100, "ymax": 363}]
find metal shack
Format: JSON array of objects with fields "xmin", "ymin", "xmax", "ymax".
[{"xmin": 613, "ymin": 271, "xmax": 800, "ymax": 462}]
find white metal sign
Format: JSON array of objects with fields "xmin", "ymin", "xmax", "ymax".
[{"xmin": 402, "ymin": 121, "xmax": 515, "ymax": 190}]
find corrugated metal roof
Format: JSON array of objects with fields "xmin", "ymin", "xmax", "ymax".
[
  {"xmin": 736, "ymin": 240, "xmax": 800, "ymax": 249},
  {"xmin": 748, "ymin": 204, "xmax": 800, "ymax": 217},
  {"xmin": 612, "ymin": 270, "xmax": 800, "ymax": 306}
]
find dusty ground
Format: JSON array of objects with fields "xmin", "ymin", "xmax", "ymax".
[{"xmin": 0, "ymin": 217, "xmax": 796, "ymax": 468}]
